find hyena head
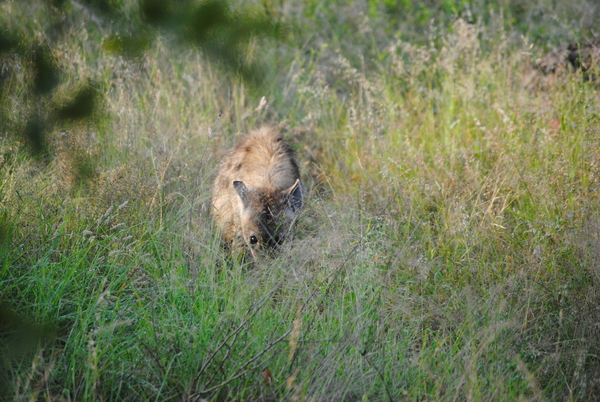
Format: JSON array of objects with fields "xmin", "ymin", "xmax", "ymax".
[{"xmin": 233, "ymin": 179, "xmax": 303, "ymax": 258}]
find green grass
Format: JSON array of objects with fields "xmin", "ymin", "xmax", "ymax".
[{"xmin": 2, "ymin": 1, "xmax": 600, "ymax": 401}]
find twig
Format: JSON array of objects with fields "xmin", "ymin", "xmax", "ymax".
[
  {"xmin": 361, "ymin": 351, "xmax": 394, "ymax": 402},
  {"xmin": 188, "ymin": 328, "xmax": 292, "ymax": 399},
  {"xmin": 191, "ymin": 276, "xmax": 286, "ymax": 389}
]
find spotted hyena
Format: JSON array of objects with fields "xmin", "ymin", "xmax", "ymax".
[{"xmin": 211, "ymin": 126, "xmax": 303, "ymax": 259}]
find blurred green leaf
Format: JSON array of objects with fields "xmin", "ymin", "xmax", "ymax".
[
  {"xmin": 0, "ymin": 29, "xmax": 19, "ymax": 54},
  {"xmin": 0, "ymin": 302, "xmax": 55, "ymax": 399},
  {"xmin": 104, "ymin": 33, "xmax": 153, "ymax": 57},
  {"xmin": 55, "ymin": 84, "xmax": 98, "ymax": 120},
  {"xmin": 32, "ymin": 46, "xmax": 60, "ymax": 95},
  {"xmin": 23, "ymin": 116, "xmax": 48, "ymax": 158}
]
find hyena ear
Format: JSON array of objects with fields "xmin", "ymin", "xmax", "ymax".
[
  {"xmin": 284, "ymin": 179, "xmax": 303, "ymax": 212},
  {"xmin": 233, "ymin": 181, "xmax": 250, "ymax": 207}
]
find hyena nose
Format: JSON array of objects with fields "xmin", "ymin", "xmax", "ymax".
[{"xmin": 270, "ymin": 235, "xmax": 285, "ymax": 248}]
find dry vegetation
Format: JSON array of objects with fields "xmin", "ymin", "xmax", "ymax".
[{"xmin": 2, "ymin": 0, "xmax": 600, "ymax": 401}]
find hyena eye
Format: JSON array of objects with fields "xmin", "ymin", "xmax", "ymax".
[{"xmin": 249, "ymin": 235, "xmax": 259, "ymax": 245}]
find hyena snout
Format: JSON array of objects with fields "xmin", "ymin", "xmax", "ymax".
[{"xmin": 234, "ymin": 178, "xmax": 303, "ymax": 255}]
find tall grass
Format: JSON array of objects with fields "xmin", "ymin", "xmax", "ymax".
[{"xmin": 2, "ymin": 1, "xmax": 600, "ymax": 401}]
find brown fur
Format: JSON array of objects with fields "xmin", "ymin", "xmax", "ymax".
[
  {"xmin": 211, "ymin": 126, "xmax": 303, "ymax": 259},
  {"xmin": 537, "ymin": 37, "xmax": 600, "ymax": 78},
  {"xmin": 529, "ymin": 37, "xmax": 600, "ymax": 87}
]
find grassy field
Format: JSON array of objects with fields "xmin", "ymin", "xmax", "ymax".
[{"xmin": 2, "ymin": 0, "xmax": 600, "ymax": 400}]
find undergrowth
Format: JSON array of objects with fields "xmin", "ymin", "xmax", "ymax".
[{"xmin": 1, "ymin": 0, "xmax": 600, "ymax": 401}]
